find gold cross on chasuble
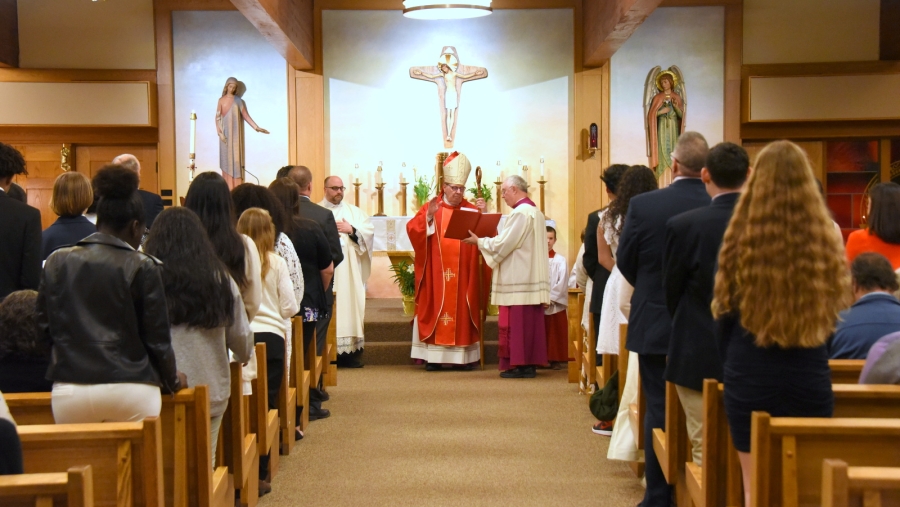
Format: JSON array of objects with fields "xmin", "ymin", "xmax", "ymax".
[
  {"xmin": 443, "ymin": 268, "xmax": 456, "ymax": 281},
  {"xmin": 439, "ymin": 312, "xmax": 454, "ymax": 326}
]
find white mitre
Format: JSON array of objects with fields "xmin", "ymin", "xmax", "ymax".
[{"xmin": 442, "ymin": 151, "xmax": 471, "ymax": 186}]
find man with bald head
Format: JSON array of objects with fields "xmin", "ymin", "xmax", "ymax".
[
  {"xmin": 320, "ymin": 176, "xmax": 374, "ymax": 368},
  {"xmin": 112, "ymin": 154, "xmax": 164, "ymax": 228},
  {"xmin": 464, "ymin": 175, "xmax": 550, "ymax": 378}
]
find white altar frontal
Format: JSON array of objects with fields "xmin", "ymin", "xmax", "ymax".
[{"xmin": 366, "ymin": 215, "xmax": 557, "ymax": 298}]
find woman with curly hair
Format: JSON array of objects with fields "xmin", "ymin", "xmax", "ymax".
[
  {"xmin": 845, "ymin": 182, "xmax": 900, "ymax": 269},
  {"xmin": 712, "ymin": 140, "xmax": 851, "ymax": 506},
  {"xmin": 595, "ymin": 165, "xmax": 659, "ymax": 356},
  {"xmin": 0, "ymin": 290, "xmax": 51, "ymax": 393}
]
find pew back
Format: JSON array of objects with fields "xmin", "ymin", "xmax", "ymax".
[
  {"xmin": 751, "ymin": 414, "xmax": 900, "ymax": 507},
  {"xmin": 830, "ymin": 359, "xmax": 866, "ymax": 385},
  {"xmin": 18, "ymin": 418, "xmax": 163, "ymax": 507},
  {"xmin": 822, "ymin": 459, "xmax": 900, "ymax": 507},
  {"xmin": 0, "ymin": 465, "xmax": 93, "ymax": 507}
]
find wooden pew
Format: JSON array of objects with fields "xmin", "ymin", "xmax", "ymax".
[
  {"xmin": 567, "ymin": 288, "xmax": 584, "ymax": 384},
  {"xmin": 651, "ymin": 381, "xmax": 690, "ymax": 505},
  {"xmin": 290, "ymin": 317, "xmax": 311, "ymax": 433},
  {"xmin": 822, "ymin": 459, "xmax": 900, "ymax": 507},
  {"xmin": 830, "ymin": 359, "xmax": 866, "ymax": 385},
  {"xmin": 580, "ymin": 313, "xmax": 596, "ymax": 394},
  {"xmin": 324, "ymin": 295, "xmax": 337, "ymax": 387},
  {"xmin": 0, "ymin": 465, "xmax": 93, "ymax": 507},
  {"xmin": 221, "ymin": 362, "xmax": 258, "ymax": 507},
  {"xmin": 249, "ymin": 342, "xmax": 280, "ymax": 481},
  {"xmin": 278, "ymin": 332, "xmax": 297, "ymax": 455},
  {"xmin": 688, "ymin": 382, "xmax": 900, "ymax": 507},
  {"xmin": 750, "ymin": 413, "xmax": 900, "ymax": 507},
  {"xmin": 5, "ymin": 388, "xmax": 232, "ymax": 507},
  {"xmin": 18, "ymin": 418, "xmax": 163, "ymax": 507}
]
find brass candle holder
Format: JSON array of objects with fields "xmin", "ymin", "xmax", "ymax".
[
  {"xmin": 494, "ymin": 177, "xmax": 502, "ymax": 213},
  {"xmin": 353, "ymin": 179, "xmax": 362, "ymax": 207},
  {"xmin": 538, "ymin": 178, "xmax": 547, "ymax": 214},
  {"xmin": 374, "ymin": 183, "xmax": 386, "ymax": 216},
  {"xmin": 399, "ymin": 181, "xmax": 409, "ymax": 216}
]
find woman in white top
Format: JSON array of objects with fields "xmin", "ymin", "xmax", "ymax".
[
  {"xmin": 596, "ymin": 166, "xmax": 659, "ymax": 356},
  {"xmin": 237, "ymin": 208, "xmax": 299, "ymax": 493},
  {"xmin": 184, "ymin": 172, "xmax": 262, "ymax": 321}
]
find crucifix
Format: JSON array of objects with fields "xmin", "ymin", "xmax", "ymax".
[
  {"xmin": 443, "ymin": 268, "xmax": 456, "ymax": 282},
  {"xmin": 410, "ymin": 46, "xmax": 488, "ymax": 149}
]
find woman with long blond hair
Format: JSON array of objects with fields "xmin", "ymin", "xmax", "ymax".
[
  {"xmin": 235, "ymin": 207, "xmax": 298, "ymax": 496},
  {"xmin": 712, "ymin": 140, "xmax": 851, "ymax": 506}
]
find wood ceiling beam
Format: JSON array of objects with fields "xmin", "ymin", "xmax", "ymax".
[
  {"xmin": 583, "ymin": 0, "xmax": 663, "ymax": 67},
  {"xmin": 230, "ymin": 0, "xmax": 314, "ymax": 70},
  {"xmin": 0, "ymin": 0, "xmax": 19, "ymax": 68}
]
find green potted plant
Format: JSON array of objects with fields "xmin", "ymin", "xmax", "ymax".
[
  {"xmin": 413, "ymin": 175, "xmax": 434, "ymax": 210},
  {"xmin": 389, "ymin": 260, "xmax": 417, "ymax": 316}
]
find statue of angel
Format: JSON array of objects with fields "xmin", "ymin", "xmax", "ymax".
[{"xmin": 644, "ymin": 66, "xmax": 686, "ymax": 180}]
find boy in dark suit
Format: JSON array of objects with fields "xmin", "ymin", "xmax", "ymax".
[
  {"xmin": 662, "ymin": 142, "xmax": 750, "ymax": 467},
  {"xmin": 0, "ymin": 143, "xmax": 41, "ymax": 300},
  {"xmin": 616, "ymin": 132, "xmax": 711, "ymax": 506}
]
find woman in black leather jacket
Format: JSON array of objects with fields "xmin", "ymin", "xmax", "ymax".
[{"xmin": 37, "ymin": 165, "xmax": 185, "ymax": 423}]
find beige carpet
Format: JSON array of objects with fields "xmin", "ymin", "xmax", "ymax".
[{"xmin": 263, "ymin": 365, "xmax": 644, "ymax": 506}]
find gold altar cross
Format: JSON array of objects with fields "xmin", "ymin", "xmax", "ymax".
[
  {"xmin": 443, "ymin": 268, "xmax": 456, "ymax": 282},
  {"xmin": 439, "ymin": 312, "xmax": 454, "ymax": 326}
]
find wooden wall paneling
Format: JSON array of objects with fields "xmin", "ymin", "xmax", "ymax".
[
  {"xmin": 881, "ymin": 138, "xmax": 892, "ymax": 183},
  {"xmin": 75, "ymin": 146, "xmax": 159, "ymax": 194},
  {"xmin": 572, "ymin": 65, "xmax": 607, "ymax": 261},
  {"xmin": 743, "ymin": 140, "xmax": 824, "ymax": 185},
  {"xmin": 0, "ymin": 0, "xmax": 18, "ymax": 68},
  {"xmin": 12, "ymin": 144, "xmax": 67, "ymax": 229},
  {"xmin": 881, "ymin": 0, "xmax": 900, "ymax": 60},
  {"xmin": 290, "ymin": 68, "xmax": 326, "ymax": 203},
  {"xmin": 723, "ymin": 3, "xmax": 742, "ymax": 143}
]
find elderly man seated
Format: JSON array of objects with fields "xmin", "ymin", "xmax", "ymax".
[{"xmin": 830, "ymin": 252, "xmax": 900, "ymax": 359}]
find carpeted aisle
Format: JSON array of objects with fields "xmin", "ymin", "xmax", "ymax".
[{"xmin": 263, "ymin": 365, "xmax": 644, "ymax": 506}]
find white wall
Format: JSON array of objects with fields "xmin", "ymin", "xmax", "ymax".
[
  {"xmin": 172, "ymin": 11, "xmax": 289, "ymax": 199},
  {"xmin": 610, "ymin": 7, "xmax": 724, "ymax": 167},
  {"xmin": 17, "ymin": 0, "xmax": 155, "ymax": 69},
  {"xmin": 323, "ymin": 9, "xmax": 574, "ymax": 255},
  {"xmin": 743, "ymin": 0, "xmax": 880, "ymax": 65}
]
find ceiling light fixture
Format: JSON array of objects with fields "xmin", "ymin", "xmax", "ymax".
[{"xmin": 402, "ymin": 0, "xmax": 492, "ymax": 20}]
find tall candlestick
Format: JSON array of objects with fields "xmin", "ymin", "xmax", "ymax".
[
  {"xmin": 189, "ymin": 111, "xmax": 197, "ymax": 155},
  {"xmin": 399, "ymin": 181, "xmax": 408, "ymax": 216},
  {"xmin": 376, "ymin": 166, "xmax": 383, "ymax": 185},
  {"xmin": 540, "ymin": 157, "xmax": 545, "ymax": 179},
  {"xmin": 495, "ymin": 176, "xmax": 502, "ymax": 213},
  {"xmin": 538, "ymin": 176, "xmax": 547, "ymax": 214},
  {"xmin": 375, "ymin": 182, "xmax": 386, "ymax": 217}
]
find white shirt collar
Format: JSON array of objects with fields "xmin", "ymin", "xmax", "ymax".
[{"xmin": 672, "ymin": 176, "xmax": 702, "ymax": 183}]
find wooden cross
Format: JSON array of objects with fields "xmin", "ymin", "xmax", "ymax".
[
  {"xmin": 410, "ymin": 46, "xmax": 488, "ymax": 149},
  {"xmin": 443, "ymin": 268, "xmax": 456, "ymax": 282},
  {"xmin": 439, "ymin": 312, "xmax": 454, "ymax": 326}
]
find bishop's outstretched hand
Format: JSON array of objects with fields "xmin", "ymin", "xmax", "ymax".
[{"xmin": 426, "ymin": 197, "xmax": 440, "ymax": 223}]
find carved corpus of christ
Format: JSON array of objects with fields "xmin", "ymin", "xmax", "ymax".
[{"xmin": 410, "ymin": 47, "xmax": 488, "ymax": 149}]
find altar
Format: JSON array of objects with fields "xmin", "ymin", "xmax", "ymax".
[{"xmin": 365, "ymin": 215, "xmax": 557, "ymax": 298}]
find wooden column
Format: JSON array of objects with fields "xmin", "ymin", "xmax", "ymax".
[{"xmin": 230, "ymin": 0, "xmax": 314, "ymax": 70}]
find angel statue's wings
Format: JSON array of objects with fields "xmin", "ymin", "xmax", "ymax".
[{"xmin": 643, "ymin": 66, "xmax": 662, "ymax": 158}]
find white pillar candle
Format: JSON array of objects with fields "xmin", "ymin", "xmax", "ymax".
[{"xmin": 189, "ymin": 111, "xmax": 196, "ymax": 155}]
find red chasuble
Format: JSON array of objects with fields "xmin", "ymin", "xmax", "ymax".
[{"xmin": 407, "ymin": 196, "xmax": 492, "ymax": 347}]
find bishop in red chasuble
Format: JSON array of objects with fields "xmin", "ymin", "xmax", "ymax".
[{"xmin": 408, "ymin": 152, "xmax": 491, "ymax": 369}]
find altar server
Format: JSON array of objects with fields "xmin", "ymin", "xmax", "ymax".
[
  {"xmin": 465, "ymin": 175, "xmax": 550, "ymax": 378},
  {"xmin": 320, "ymin": 176, "xmax": 374, "ymax": 368},
  {"xmin": 407, "ymin": 152, "xmax": 490, "ymax": 370},
  {"xmin": 545, "ymin": 226, "xmax": 569, "ymax": 369}
]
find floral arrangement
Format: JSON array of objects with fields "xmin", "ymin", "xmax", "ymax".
[
  {"xmin": 413, "ymin": 176, "xmax": 434, "ymax": 208},
  {"xmin": 467, "ymin": 184, "xmax": 494, "ymax": 204},
  {"xmin": 389, "ymin": 260, "xmax": 416, "ymax": 298}
]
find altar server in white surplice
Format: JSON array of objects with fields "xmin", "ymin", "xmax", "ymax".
[{"xmin": 320, "ymin": 176, "xmax": 374, "ymax": 368}]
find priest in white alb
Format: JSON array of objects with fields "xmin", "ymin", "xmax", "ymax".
[
  {"xmin": 464, "ymin": 175, "xmax": 550, "ymax": 378},
  {"xmin": 320, "ymin": 176, "xmax": 374, "ymax": 368}
]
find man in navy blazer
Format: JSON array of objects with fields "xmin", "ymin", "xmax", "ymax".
[
  {"xmin": 617, "ymin": 132, "xmax": 711, "ymax": 506},
  {"xmin": 830, "ymin": 253, "xmax": 900, "ymax": 359},
  {"xmin": 662, "ymin": 142, "xmax": 749, "ymax": 467},
  {"xmin": 112, "ymin": 154, "xmax": 164, "ymax": 228}
]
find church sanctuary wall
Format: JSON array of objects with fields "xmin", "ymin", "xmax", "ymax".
[
  {"xmin": 742, "ymin": 0, "xmax": 880, "ymax": 65},
  {"xmin": 171, "ymin": 11, "xmax": 289, "ymax": 200},
  {"xmin": 17, "ymin": 0, "xmax": 156, "ymax": 69},
  {"xmin": 322, "ymin": 9, "xmax": 573, "ymax": 297},
  {"xmin": 609, "ymin": 6, "xmax": 725, "ymax": 168}
]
